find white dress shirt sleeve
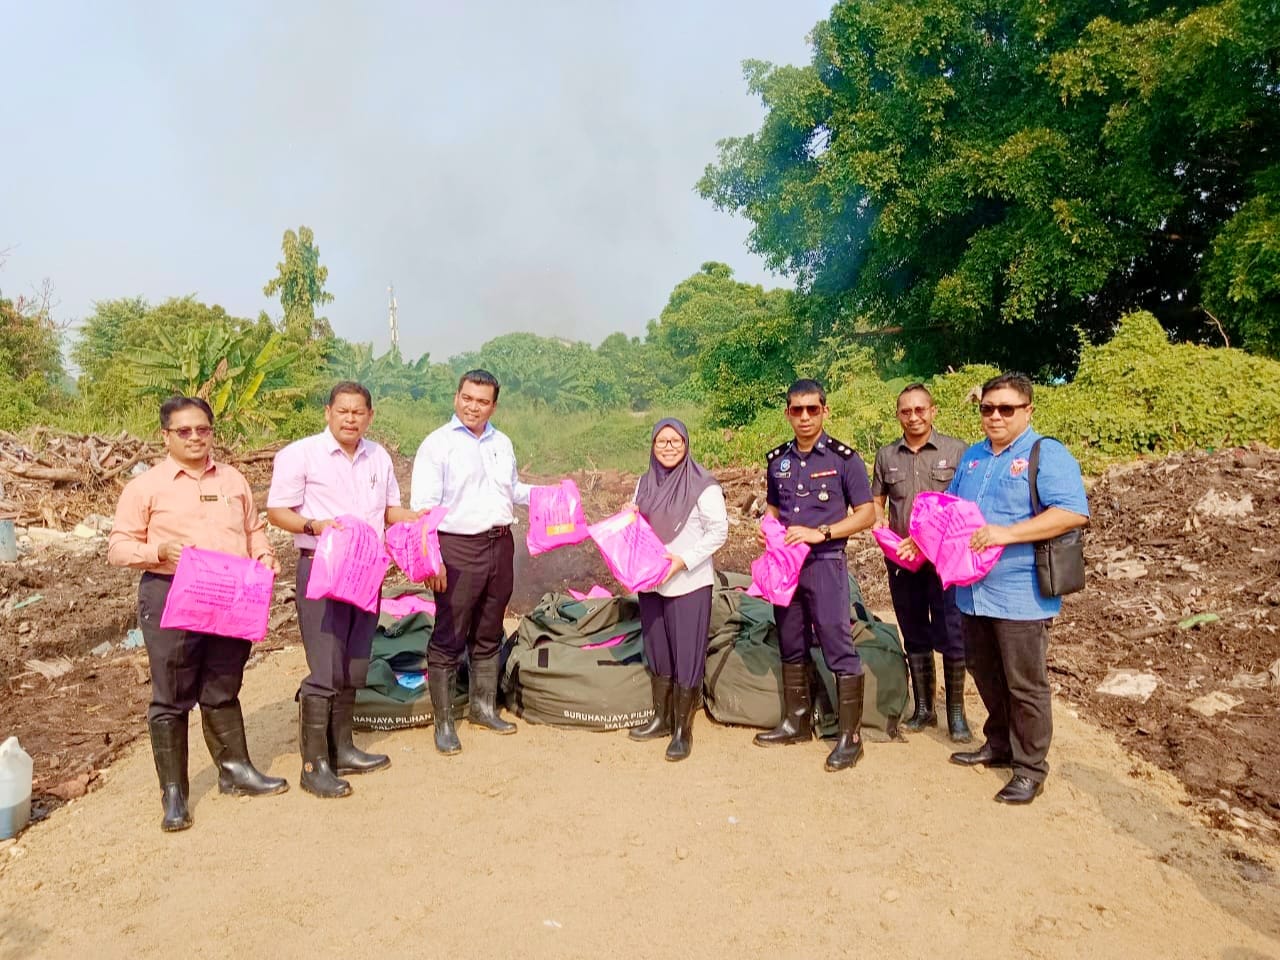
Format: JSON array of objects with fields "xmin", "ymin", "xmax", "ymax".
[
  {"xmin": 410, "ymin": 435, "xmax": 445, "ymax": 512},
  {"xmin": 511, "ymin": 448, "xmax": 531, "ymax": 508},
  {"xmin": 675, "ymin": 486, "xmax": 728, "ymax": 572}
]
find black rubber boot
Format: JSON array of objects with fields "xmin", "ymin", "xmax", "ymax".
[
  {"xmin": 902, "ymin": 653, "xmax": 937, "ymax": 731},
  {"xmin": 665, "ymin": 685, "xmax": 699, "ymax": 762},
  {"xmin": 429, "ymin": 668, "xmax": 462, "ymax": 755},
  {"xmin": 467, "ymin": 656, "xmax": 516, "ymax": 734},
  {"xmin": 943, "ymin": 658, "xmax": 973, "ymax": 744},
  {"xmin": 824, "ymin": 672, "xmax": 865, "ymax": 772},
  {"xmin": 149, "ymin": 717, "xmax": 193, "ymax": 832},
  {"xmin": 201, "ymin": 701, "xmax": 288, "ymax": 796},
  {"xmin": 298, "ymin": 695, "xmax": 352, "ymax": 799},
  {"xmin": 754, "ymin": 662, "xmax": 813, "ymax": 747},
  {"xmin": 629, "ymin": 673, "xmax": 673, "ymax": 741},
  {"xmin": 329, "ymin": 688, "xmax": 391, "ymax": 774}
]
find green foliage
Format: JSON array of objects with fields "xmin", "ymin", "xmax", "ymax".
[
  {"xmin": 451, "ymin": 332, "xmax": 626, "ymax": 412},
  {"xmin": 263, "ymin": 226, "xmax": 334, "ymax": 341},
  {"xmin": 325, "ymin": 340, "xmax": 455, "ymax": 404},
  {"xmin": 0, "ymin": 288, "xmax": 65, "ymax": 430},
  {"xmin": 699, "ymin": 0, "xmax": 1280, "ymax": 373},
  {"xmin": 121, "ymin": 321, "xmax": 305, "ymax": 440}
]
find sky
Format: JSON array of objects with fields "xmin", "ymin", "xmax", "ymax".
[{"xmin": 0, "ymin": 1, "xmax": 832, "ymax": 363}]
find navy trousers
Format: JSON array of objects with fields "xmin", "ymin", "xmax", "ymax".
[
  {"xmin": 295, "ymin": 553, "xmax": 378, "ymax": 698},
  {"xmin": 638, "ymin": 585, "xmax": 712, "ymax": 688},
  {"xmin": 775, "ymin": 555, "xmax": 861, "ymax": 676}
]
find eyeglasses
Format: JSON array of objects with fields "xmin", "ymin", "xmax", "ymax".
[
  {"xmin": 653, "ymin": 438, "xmax": 686, "ymax": 449},
  {"xmin": 787, "ymin": 404, "xmax": 823, "ymax": 417},
  {"xmin": 165, "ymin": 426, "xmax": 213, "ymax": 438},
  {"xmin": 978, "ymin": 403, "xmax": 1030, "ymax": 418},
  {"xmin": 897, "ymin": 405, "xmax": 932, "ymax": 418}
]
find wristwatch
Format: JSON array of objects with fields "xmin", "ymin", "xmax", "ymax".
[
  {"xmin": 302, "ymin": 519, "xmax": 316, "ymax": 536},
  {"xmin": 818, "ymin": 524, "xmax": 832, "ymax": 542}
]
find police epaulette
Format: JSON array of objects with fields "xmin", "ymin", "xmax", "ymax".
[
  {"xmin": 825, "ymin": 437, "xmax": 856, "ymax": 459},
  {"xmin": 766, "ymin": 443, "xmax": 788, "ymax": 462}
]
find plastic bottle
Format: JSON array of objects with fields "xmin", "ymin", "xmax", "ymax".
[{"xmin": 0, "ymin": 736, "xmax": 33, "ymax": 839}]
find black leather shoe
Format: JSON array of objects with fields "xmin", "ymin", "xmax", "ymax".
[
  {"xmin": 949, "ymin": 742, "xmax": 1013, "ymax": 768},
  {"xmin": 995, "ymin": 775, "xmax": 1044, "ymax": 804}
]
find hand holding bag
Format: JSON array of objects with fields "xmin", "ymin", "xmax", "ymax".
[{"xmin": 1028, "ymin": 439, "xmax": 1086, "ymax": 597}]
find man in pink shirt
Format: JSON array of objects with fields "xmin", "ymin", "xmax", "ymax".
[
  {"xmin": 109, "ymin": 396, "xmax": 287, "ymax": 833},
  {"xmin": 267, "ymin": 382, "xmax": 420, "ymax": 799}
]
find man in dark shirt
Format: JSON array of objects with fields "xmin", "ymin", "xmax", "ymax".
[
  {"xmin": 755, "ymin": 379, "xmax": 876, "ymax": 772},
  {"xmin": 872, "ymin": 384, "xmax": 972, "ymax": 742}
]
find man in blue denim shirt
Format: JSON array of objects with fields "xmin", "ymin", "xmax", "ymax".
[{"xmin": 943, "ymin": 373, "xmax": 1088, "ymax": 804}]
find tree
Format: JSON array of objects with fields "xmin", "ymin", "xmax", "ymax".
[
  {"xmin": 263, "ymin": 226, "xmax": 334, "ymax": 341},
  {"xmin": 452, "ymin": 333, "xmax": 625, "ymax": 412},
  {"xmin": 121, "ymin": 322, "xmax": 304, "ymax": 440},
  {"xmin": 70, "ymin": 295, "xmax": 149, "ymax": 382},
  {"xmin": 699, "ymin": 0, "xmax": 1280, "ymax": 373},
  {"xmin": 646, "ymin": 263, "xmax": 804, "ymax": 424},
  {"xmin": 0, "ymin": 285, "xmax": 65, "ymax": 428}
]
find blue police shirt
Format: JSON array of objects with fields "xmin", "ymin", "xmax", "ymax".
[
  {"xmin": 947, "ymin": 427, "xmax": 1089, "ymax": 620},
  {"xmin": 766, "ymin": 433, "xmax": 873, "ymax": 557}
]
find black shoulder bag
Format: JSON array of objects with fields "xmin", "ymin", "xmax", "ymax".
[{"xmin": 1027, "ymin": 438, "xmax": 1087, "ymax": 597}]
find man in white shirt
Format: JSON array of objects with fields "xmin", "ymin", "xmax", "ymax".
[{"xmin": 410, "ymin": 370, "xmax": 531, "ymax": 755}]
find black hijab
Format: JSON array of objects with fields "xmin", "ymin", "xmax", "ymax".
[{"xmin": 635, "ymin": 418, "xmax": 719, "ymax": 542}]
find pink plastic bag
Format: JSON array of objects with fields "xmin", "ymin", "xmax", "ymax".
[
  {"xmin": 304, "ymin": 515, "xmax": 390, "ymax": 613},
  {"xmin": 160, "ymin": 547, "xmax": 275, "ymax": 642},
  {"xmin": 385, "ymin": 507, "xmax": 449, "ymax": 581},
  {"xmin": 568, "ymin": 585, "xmax": 613, "ymax": 601},
  {"xmin": 747, "ymin": 513, "xmax": 810, "ymax": 606},
  {"xmin": 587, "ymin": 509, "xmax": 672, "ymax": 593},
  {"xmin": 380, "ymin": 595, "xmax": 437, "ymax": 620},
  {"xmin": 908, "ymin": 492, "xmax": 1004, "ymax": 588},
  {"xmin": 871, "ymin": 526, "xmax": 926, "ymax": 573},
  {"xmin": 527, "ymin": 479, "xmax": 591, "ymax": 555}
]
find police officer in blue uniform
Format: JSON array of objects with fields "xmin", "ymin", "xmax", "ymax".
[{"xmin": 754, "ymin": 380, "xmax": 877, "ymax": 771}]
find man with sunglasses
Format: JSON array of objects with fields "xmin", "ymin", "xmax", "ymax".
[
  {"xmin": 872, "ymin": 384, "xmax": 972, "ymax": 743},
  {"xmin": 755, "ymin": 379, "xmax": 876, "ymax": 772},
  {"xmin": 943, "ymin": 372, "xmax": 1088, "ymax": 804},
  {"xmin": 109, "ymin": 396, "xmax": 287, "ymax": 832}
]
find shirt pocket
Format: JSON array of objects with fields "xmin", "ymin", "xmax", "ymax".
[
  {"xmin": 929, "ymin": 466, "xmax": 956, "ymax": 486},
  {"xmin": 485, "ymin": 447, "xmax": 515, "ymax": 496}
]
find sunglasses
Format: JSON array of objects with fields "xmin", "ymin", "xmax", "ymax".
[
  {"xmin": 897, "ymin": 405, "xmax": 932, "ymax": 418},
  {"xmin": 166, "ymin": 425, "xmax": 213, "ymax": 439},
  {"xmin": 787, "ymin": 404, "xmax": 823, "ymax": 417},
  {"xmin": 978, "ymin": 403, "xmax": 1030, "ymax": 418}
]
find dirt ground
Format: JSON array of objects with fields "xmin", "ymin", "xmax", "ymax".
[{"xmin": 2, "ymin": 439, "xmax": 1279, "ymax": 957}]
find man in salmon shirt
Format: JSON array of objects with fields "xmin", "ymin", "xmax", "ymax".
[
  {"xmin": 109, "ymin": 396, "xmax": 287, "ymax": 833},
  {"xmin": 267, "ymin": 381, "xmax": 420, "ymax": 799}
]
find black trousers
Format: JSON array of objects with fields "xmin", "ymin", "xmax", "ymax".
[
  {"xmin": 885, "ymin": 561, "xmax": 964, "ymax": 659},
  {"xmin": 429, "ymin": 529, "xmax": 515, "ymax": 672},
  {"xmin": 961, "ymin": 614, "xmax": 1053, "ymax": 782},
  {"xmin": 138, "ymin": 572, "xmax": 251, "ymax": 722},
  {"xmin": 295, "ymin": 553, "xmax": 379, "ymax": 698}
]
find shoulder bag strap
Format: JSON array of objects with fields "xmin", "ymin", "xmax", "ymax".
[{"xmin": 1028, "ymin": 438, "xmax": 1045, "ymax": 517}]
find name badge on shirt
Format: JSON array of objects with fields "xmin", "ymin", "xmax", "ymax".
[{"xmin": 200, "ymin": 494, "xmax": 219, "ymax": 502}]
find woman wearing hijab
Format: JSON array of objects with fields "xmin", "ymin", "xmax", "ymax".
[{"xmin": 627, "ymin": 418, "xmax": 728, "ymax": 761}]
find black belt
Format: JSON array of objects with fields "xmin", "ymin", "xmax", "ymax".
[{"xmin": 440, "ymin": 525, "xmax": 511, "ymax": 540}]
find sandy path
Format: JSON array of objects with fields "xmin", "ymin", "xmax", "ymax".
[{"xmin": 0, "ymin": 643, "xmax": 1277, "ymax": 960}]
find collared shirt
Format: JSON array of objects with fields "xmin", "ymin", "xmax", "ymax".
[
  {"xmin": 107, "ymin": 456, "xmax": 270, "ymax": 574},
  {"xmin": 765, "ymin": 432, "xmax": 873, "ymax": 557},
  {"xmin": 872, "ymin": 430, "xmax": 968, "ymax": 536},
  {"xmin": 409, "ymin": 415, "xmax": 531, "ymax": 534},
  {"xmin": 948, "ymin": 426, "xmax": 1089, "ymax": 620},
  {"xmin": 266, "ymin": 430, "xmax": 402, "ymax": 549}
]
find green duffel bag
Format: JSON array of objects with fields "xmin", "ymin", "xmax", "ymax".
[
  {"xmin": 352, "ymin": 590, "xmax": 468, "ymax": 731},
  {"xmin": 501, "ymin": 592, "xmax": 654, "ymax": 730},
  {"xmin": 703, "ymin": 574, "xmax": 908, "ymax": 737}
]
